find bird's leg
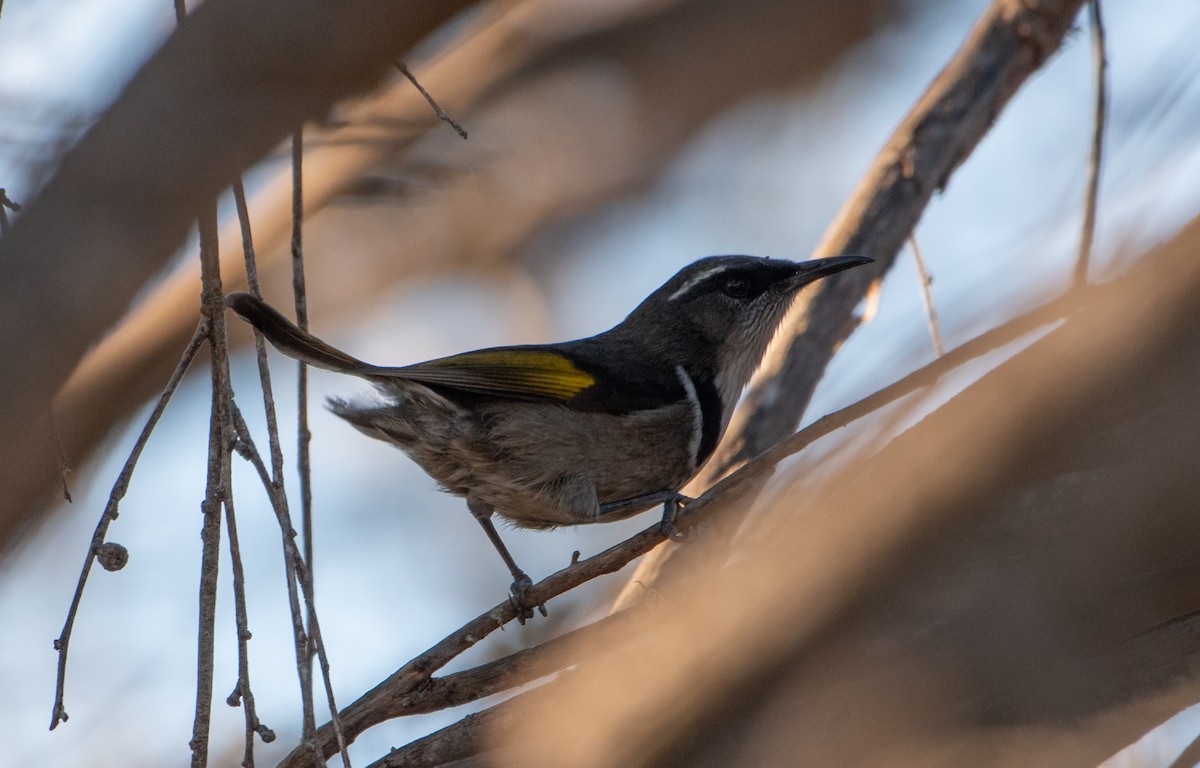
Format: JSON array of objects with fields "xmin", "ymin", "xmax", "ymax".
[
  {"xmin": 658, "ymin": 494, "xmax": 690, "ymax": 540},
  {"xmin": 468, "ymin": 500, "xmax": 547, "ymax": 622},
  {"xmin": 598, "ymin": 490, "xmax": 692, "ymax": 538}
]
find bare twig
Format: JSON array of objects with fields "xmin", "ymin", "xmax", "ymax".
[
  {"xmin": 233, "ymin": 181, "xmax": 261, "ymax": 294},
  {"xmin": 287, "ymin": 126, "xmax": 351, "ymax": 766},
  {"xmin": 223, "ymin": 491, "xmax": 275, "ymax": 768},
  {"xmin": 1074, "ymin": 0, "xmax": 1108, "ymax": 285},
  {"xmin": 191, "ymin": 201, "xmax": 231, "ymax": 768},
  {"xmin": 289, "ymin": 125, "xmax": 321, "ymax": 762},
  {"xmin": 395, "ymin": 61, "xmax": 468, "ymax": 139},
  {"xmin": 908, "ymin": 235, "xmax": 944, "ymax": 357},
  {"xmin": 231, "ymin": 407, "xmax": 350, "ymax": 768},
  {"xmin": 49, "ymin": 319, "xmax": 208, "ymax": 730},
  {"xmin": 228, "ymin": 178, "xmax": 276, "ymax": 764}
]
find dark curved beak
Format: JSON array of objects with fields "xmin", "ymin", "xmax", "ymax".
[{"xmin": 792, "ymin": 255, "xmax": 874, "ymax": 285}]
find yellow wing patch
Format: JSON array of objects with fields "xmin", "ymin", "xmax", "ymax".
[{"xmin": 396, "ymin": 348, "xmax": 596, "ymax": 400}]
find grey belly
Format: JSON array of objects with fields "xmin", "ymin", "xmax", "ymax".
[
  {"xmin": 467, "ymin": 400, "xmax": 697, "ymax": 528},
  {"xmin": 334, "ymin": 386, "xmax": 697, "ymax": 529}
]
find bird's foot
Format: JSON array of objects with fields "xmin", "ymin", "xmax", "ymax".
[
  {"xmin": 658, "ymin": 494, "xmax": 693, "ymax": 541},
  {"xmin": 508, "ymin": 572, "xmax": 548, "ymax": 624}
]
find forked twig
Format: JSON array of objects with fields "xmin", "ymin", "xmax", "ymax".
[{"xmin": 50, "ymin": 320, "xmax": 208, "ymax": 731}]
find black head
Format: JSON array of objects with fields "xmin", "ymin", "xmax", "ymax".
[{"xmin": 621, "ymin": 254, "xmax": 872, "ymax": 403}]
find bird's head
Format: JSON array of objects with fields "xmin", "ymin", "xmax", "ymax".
[{"xmin": 624, "ymin": 254, "xmax": 873, "ymax": 404}]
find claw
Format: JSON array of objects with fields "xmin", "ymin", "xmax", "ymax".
[
  {"xmin": 658, "ymin": 494, "xmax": 691, "ymax": 540},
  {"xmin": 508, "ymin": 573, "xmax": 548, "ymax": 623}
]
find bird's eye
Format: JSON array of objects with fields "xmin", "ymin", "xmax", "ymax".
[{"xmin": 723, "ymin": 277, "xmax": 750, "ymax": 298}]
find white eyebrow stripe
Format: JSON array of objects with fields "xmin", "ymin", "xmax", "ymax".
[
  {"xmin": 668, "ymin": 265, "xmax": 730, "ymax": 301},
  {"xmin": 675, "ymin": 365, "xmax": 703, "ymax": 471}
]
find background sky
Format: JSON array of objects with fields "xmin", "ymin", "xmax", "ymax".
[{"xmin": 4, "ymin": 1, "xmax": 1200, "ymax": 765}]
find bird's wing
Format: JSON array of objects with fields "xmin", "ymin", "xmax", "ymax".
[{"xmin": 378, "ymin": 348, "xmax": 596, "ymax": 401}]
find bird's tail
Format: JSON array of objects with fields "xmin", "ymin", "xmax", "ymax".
[{"xmin": 225, "ymin": 292, "xmax": 370, "ymax": 375}]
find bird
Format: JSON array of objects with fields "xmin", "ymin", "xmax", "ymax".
[{"xmin": 226, "ymin": 254, "xmax": 871, "ymax": 618}]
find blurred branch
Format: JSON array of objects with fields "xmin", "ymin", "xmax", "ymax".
[
  {"xmin": 908, "ymin": 234, "xmax": 944, "ymax": 356},
  {"xmin": 0, "ymin": 0, "xmax": 477, "ymax": 553},
  {"xmin": 395, "ymin": 61, "xmax": 469, "ymax": 140},
  {"xmin": 37, "ymin": 0, "xmax": 894, "ymax": 555},
  {"xmin": 616, "ymin": 0, "xmax": 1090, "ymax": 609}
]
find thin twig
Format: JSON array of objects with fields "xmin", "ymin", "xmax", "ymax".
[
  {"xmin": 232, "ymin": 181, "xmax": 261, "ymax": 295},
  {"xmin": 177, "ymin": 3, "xmax": 230, "ymax": 759},
  {"xmin": 290, "ymin": 127, "xmax": 315, "ymax": 635},
  {"xmin": 191, "ymin": 201, "xmax": 230, "ymax": 768},
  {"xmin": 50, "ymin": 320, "xmax": 208, "ymax": 730},
  {"xmin": 288, "ymin": 125, "xmax": 345, "ymax": 767},
  {"xmin": 223, "ymin": 491, "xmax": 275, "ymax": 768},
  {"xmin": 395, "ymin": 61, "xmax": 468, "ymax": 139},
  {"xmin": 908, "ymin": 235, "xmax": 944, "ymax": 357},
  {"xmin": 293, "ymin": 132, "xmax": 352, "ymax": 766},
  {"xmin": 230, "ymin": 176, "xmax": 280, "ymax": 763},
  {"xmin": 1074, "ymin": 0, "xmax": 1108, "ymax": 286},
  {"xmin": 291, "ymin": 127, "xmax": 313, "ymax": 585},
  {"xmin": 280, "ymin": 280, "xmax": 1089, "ymax": 765}
]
